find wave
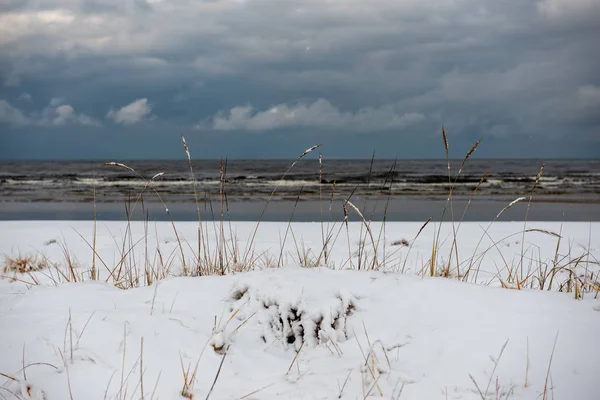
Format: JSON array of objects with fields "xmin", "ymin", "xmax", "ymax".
[
  {"xmin": 1, "ymin": 175, "xmax": 598, "ymax": 188},
  {"xmin": 2, "ymin": 158, "xmax": 599, "ymax": 204}
]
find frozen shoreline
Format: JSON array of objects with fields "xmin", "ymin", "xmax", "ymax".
[
  {"xmin": 1, "ymin": 221, "xmax": 599, "ymax": 399},
  {"xmin": 2, "ymin": 197, "xmax": 600, "ymax": 221}
]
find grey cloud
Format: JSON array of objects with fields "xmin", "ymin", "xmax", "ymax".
[
  {"xmin": 0, "ymin": 98, "xmax": 101, "ymax": 127},
  {"xmin": 537, "ymin": 0, "xmax": 600, "ymax": 21},
  {"xmin": 0, "ymin": 99, "xmax": 30, "ymax": 126},
  {"xmin": 17, "ymin": 92, "xmax": 32, "ymax": 102},
  {"xmin": 45, "ymin": 103, "xmax": 101, "ymax": 126},
  {"xmin": 49, "ymin": 97, "xmax": 65, "ymax": 107},
  {"xmin": 212, "ymin": 99, "xmax": 424, "ymax": 131},
  {"xmin": 577, "ymin": 85, "xmax": 600, "ymax": 108},
  {"xmin": 38, "ymin": 98, "xmax": 101, "ymax": 126},
  {"xmin": 106, "ymin": 98, "xmax": 152, "ymax": 125},
  {"xmin": 4, "ymin": 72, "xmax": 20, "ymax": 86}
]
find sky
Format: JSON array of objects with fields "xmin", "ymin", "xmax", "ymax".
[{"xmin": 0, "ymin": 0, "xmax": 599, "ymax": 160}]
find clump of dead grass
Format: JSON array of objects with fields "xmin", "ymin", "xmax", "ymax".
[
  {"xmin": 2, "ymin": 254, "xmax": 49, "ymax": 274},
  {"xmin": 391, "ymin": 239, "xmax": 409, "ymax": 247}
]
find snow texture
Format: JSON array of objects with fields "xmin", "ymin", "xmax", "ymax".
[{"xmin": 0, "ymin": 221, "xmax": 599, "ymax": 399}]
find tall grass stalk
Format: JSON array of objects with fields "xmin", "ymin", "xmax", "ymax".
[
  {"xmin": 182, "ymin": 136, "xmax": 206, "ymax": 275},
  {"xmin": 92, "ymin": 170, "xmax": 97, "ymax": 281},
  {"xmin": 465, "ymin": 196, "xmax": 527, "ymax": 282},
  {"xmin": 242, "ymin": 144, "xmax": 322, "ymax": 267},
  {"xmin": 519, "ymin": 163, "xmax": 545, "ymax": 277},
  {"xmin": 104, "ymin": 162, "xmax": 187, "ymax": 276}
]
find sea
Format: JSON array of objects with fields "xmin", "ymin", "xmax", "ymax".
[{"xmin": 1, "ymin": 159, "xmax": 599, "ymax": 221}]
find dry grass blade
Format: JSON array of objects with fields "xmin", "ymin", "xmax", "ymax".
[
  {"xmin": 318, "ymin": 152, "xmax": 323, "ymax": 174},
  {"xmin": 363, "ymin": 374, "xmax": 382, "ymax": 400},
  {"xmin": 465, "ymin": 196, "xmax": 527, "ymax": 281},
  {"xmin": 299, "ymin": 144, "xmax": 322, "ymax": 160},
  {"xmin": 17, "ymin": 362, "xmax": 59, "ymax": 375},
  {"xmin": 243, "ymin": 144, "xmax": 322, "ymax": 266},
  {"xmin": 0, "ymin": 372, "xmax": 17, "ymax": 381},
  {"xmin": 417, "ymin": 217, "xmax": 432, "ymax": 238},
  {"xmin": 287, "ymin": 341, "xmax": 305, "ymax": 374},
  {"xmin": 181, "ymin": 136, "xmax": 201, "ymax": 222},
  {"xmin": 104, "ymin": 160, "xmax": 187, "ymax": 276},
  {"xmin": 496, "ymin": 197, "xmax": 526, "ymax": 219},
  {"xmin": 460, "ymin": 138, "xmax": 482, "ymax": 170},
  {"xmin": 319, "ymin": 152, "xmax": 326, "ymax": 266},
  {"xmin": 430, "ymin": 235, "xmax": 436, "ymax": 277},
  {"xmin": 289, "ymin": 144, "xmax": 323, "ymax": 170},
  {"xmin": 401, "ymin": 217, "xmax": 432, "ymax": 273},
  {"xmin": 532, "ymin": 163, "xmax": 545, "ymax": 193},
  {"xmin": 436, "ymin": 127, "xmax": 468, "ymax": 279},
  {"xmin": 140, "ymin": 338, "xmax": 145, "ymax": 400},
  {"xmin": 344, "ymin": 200, "xmax": 378, "ymax": 269},
  {"xmin": 205, "ymin": 349, "xmax": 229, "ymax": 400},
  {"xmin": 239, "ymin": 382, "xmax": 276, "ymax": 399},
  {"xmin": 469, "ymin": 373, "xmax": 486, "ymax": 400},
  {"xmin": 477, "ymin": 170, "xmax": 490, "ymax": 189},
  {"xmin": 440, "ymin": 137, "xmax": 483, "ymax": 279},
  {"xmin": 278, "ymin": 187, "xmax": 304, "ymax": 267},
  {"xmin": 441, "ymin": 126, "xmax": 449, "ymax": 159},
  {"xmin": 484, "ymin": 339, "xmax": 508, "ymax": 398},
  {"xmin": 182, "ymin": 136, "xmax": 192, "ymax": 161},
  {"xmin": 519, "ymin": 163, "xmax": 546, "ymax": 273},
  {"xmin": 355, "ymin": 150, "xmax": 376, "ymax": 270},
  {"xmin": 524, "ymin": 229, "xmax": 562, "ymax": 238},
  {"xmin": 182, "ymin": 136, "xmax": 205, "ymax": 275},
  {"xmin": 179, "ymin": 355, "xmax": 192, "ymax": 398},
  {"xmin": 337, "ymin": 369, "xmax": 353, "ymax": 399},
  {"xmin": 457, "ymin": 170, "xmax": 489, "ymax": 227},
  {"xmin": 542, "ymin": 332, "xmax": 559, "ymax": 400},
  {"xmin": 104, "ymin": 162, "xmax": 135, "ymax": 173},
  {"xmin": 92, "ymin": 173, "xmax": 98, "ymax": 280}
]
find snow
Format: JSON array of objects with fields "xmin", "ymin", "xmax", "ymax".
[{"xmin": 1, "ymin": 220, "xmax": 599, "ymax": 399}]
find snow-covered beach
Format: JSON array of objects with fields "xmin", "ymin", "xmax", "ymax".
[
  {"xmin": 1, "ymin": 220, "xmax": 598, "ymax": 399},
  {"xmin": 3, "ymin": 0, "xmax": 600, "ymax": 398}
]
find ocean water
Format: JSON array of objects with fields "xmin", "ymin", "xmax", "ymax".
[{"xmin": 1, "ymin": 159, "xmax": 599, "ymax": 221}]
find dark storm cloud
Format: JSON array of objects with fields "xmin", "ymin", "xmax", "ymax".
[{"xmin": 0, "ymin": 0, "xmax": 599, "ymax": 159}]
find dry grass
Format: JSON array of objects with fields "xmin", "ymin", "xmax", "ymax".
[
  {"xmin": 1, "ymin": 138, "xmax": 596, "ymax": 302},
  {"xmin": 2, "ymin": 254, "xmax": 48, "ymax": 274},
  {"xmin": 391, "ymin": 239, "xmax": 409, "ymax": 247}
]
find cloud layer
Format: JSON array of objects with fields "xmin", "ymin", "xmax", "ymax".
[{"xmin": 0, "ymin": 0, "xmax": 599, "ymax": 158}]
